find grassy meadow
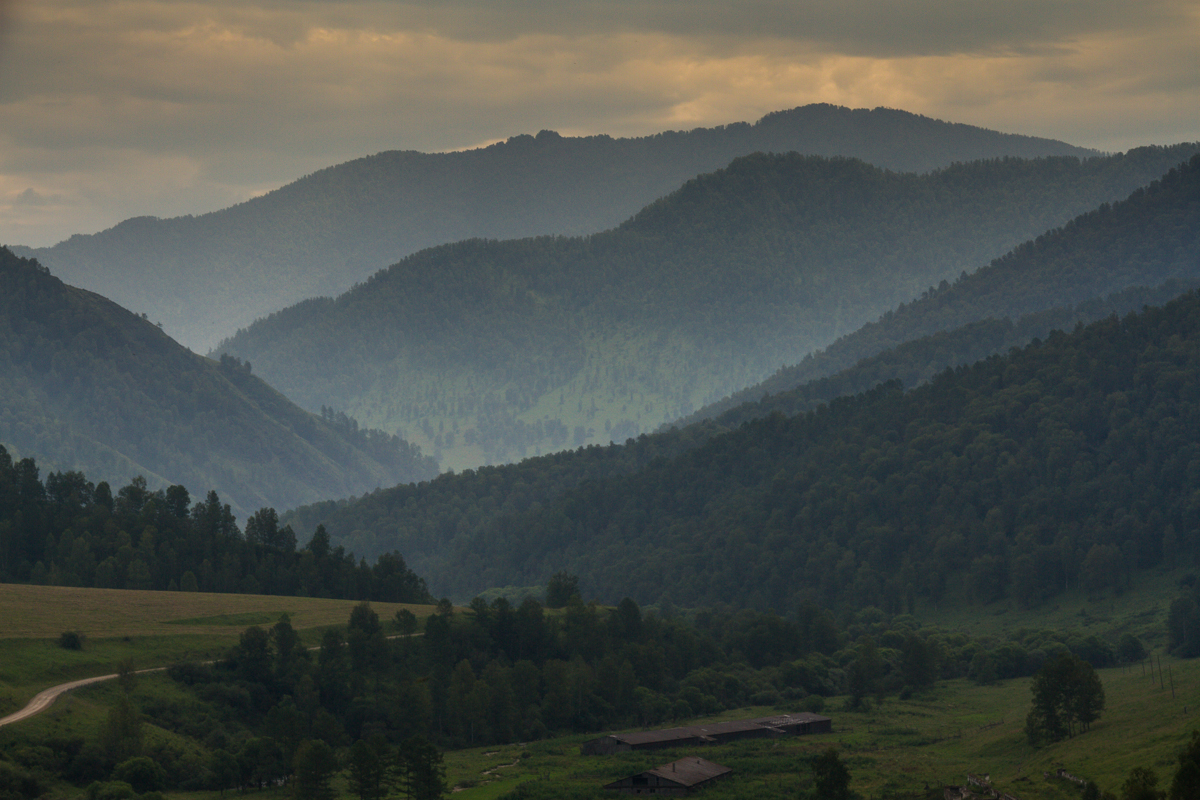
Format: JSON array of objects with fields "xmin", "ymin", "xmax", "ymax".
[
  {"xmin": 441, "ymin": 656, "xmax": 1200, "ymax": 800},
  {"xmin": 917, "ymin": 565, "xmax": 1184, "ymax": 653},
  {"xmin": 0, "ymin": 583, "xmax": 437, "ymax": 714}
]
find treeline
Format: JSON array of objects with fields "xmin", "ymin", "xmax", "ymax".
[
  {"xmin": 289, "ymin": 280, "xmax": 1198, "ymax": 580},
  {"xmin": 0, "ymin": 247, "xmax": 437, "ymax": 517},
  {"xmin": 218, "ymin": 146, "xmax": 1200, "ymax": 469},
  {"xmin": 0, "ymin": 449, "xmax": 431, "ymax": 602},
  {"xmin": 281, "ymin": 426, "xmax": 712, "ymax": 577}
]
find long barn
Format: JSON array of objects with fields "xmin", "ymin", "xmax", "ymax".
[{"xmin": 581, "ymin": 712, "xmax": 831, "ymax": 755}]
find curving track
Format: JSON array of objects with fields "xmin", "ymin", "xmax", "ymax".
[
  {"xmin": 0, "ymin": 674, "xmax": 118, "ymax": 727},
  {"xmin": 0, "ymin": 667, "xmax": 165, "ymax": 728}
]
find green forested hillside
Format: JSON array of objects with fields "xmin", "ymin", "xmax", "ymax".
[
  {"xmin": 0, "ymin": 248, "xmax": 436, "ymax": 517},
  {"xmin": 285, "ymin": 279, "xmax": 1196, "ymax": 582},
  {"xmin": 12, "ymin": 104, "xmax": 1094, "ymax": 353},
  {"xmin": 681, "ymin": 280, "xmax": 1200, "ymax": 433},
  {"xmin": 220, "ymin": 146, "xmax": 1198, "ymax": 471},
  {"xmin": 684, "ymin": 151, "xmax": 1200, "ymax": 427},
  {"xmin": 415, "ymin": 288, "xmax": 1200, "ymax": 610}
]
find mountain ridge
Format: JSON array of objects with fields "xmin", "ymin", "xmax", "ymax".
[
  {"xmin": 0, "ymin": 247, "xmax": 437, "ymax": 518},
  {"xmin": 10, "ymin": 104, "xmax": 1095, "ymax": 352},
  {"xmin": 276, "ymin": 153, "xmax": 1200, "ymax": 604},
  {"xmin": 676, "ymin": 148, "xmax": 1200, "ymax": 428},
  {"xmin": 218, "ymin": 145, "xmax": 1200, "ymax": 471}
]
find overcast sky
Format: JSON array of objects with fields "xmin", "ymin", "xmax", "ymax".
[{"xmin": 1, "ymin": 0, "xmax": 1198, "ymax": 248}]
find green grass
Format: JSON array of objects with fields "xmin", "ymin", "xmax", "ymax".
[
  {"xmin": 916, "ymin": 565, "xmax": 1186, "ymax": 652},
  {"xmin": 0, "ymin": 583, "xmax": 439, "ymax": 715},
  {"xmin": 4, "ymin": 583, "xmax": 1198, "ymax": 800},
  {"xmin": 165, "ymin": 611, "xmax": 293, "ymax": 627},
  {"xmin": 0, "ymin": 583, "xmax": 436, "ymax": 640},
  {"xmin": 444, "ymin": 659, "xmax": 1200, "ymax": 800}
]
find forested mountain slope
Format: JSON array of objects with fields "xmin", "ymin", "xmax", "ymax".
[
  {"xmin": 219, "ymin": 145, "xmax": 1199, "ymax": 471},
  {"xmin": 426, "ymin": 288, "xmax": 1200, "ymax": 610},
  {"xmin": 682, "ymin": 151, "xmax": 1200, "ymax": 427},
  {"xmin": 282, "ymin": 157, "xmax": 1200, "ymax": 605},
  {"xmin": 285, "ymin": 279, "xmax": 1196, "ymax": 581},
  {"xmin": 10, "ymin": 105, "xmax": 1095, "ymax": 353},
  {"xmin": 0, "ymin": 248, "xmax": 436, "ymax": 517},
  {"xmin": 685, "ymin": 280, "xmax": 1200, "ymax": 435}
]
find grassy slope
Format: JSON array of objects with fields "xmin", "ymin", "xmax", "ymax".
[
  {"xmin": 915, "ymin": 565, "xmax": 1186, "ymax": 653},
  {"xmin": 442, "ymin": 659, "xmax": 1199, "ymax": 800},
  {"xmin": 0, "ymin": 584, "xmax": 436, "ymax": 715}
]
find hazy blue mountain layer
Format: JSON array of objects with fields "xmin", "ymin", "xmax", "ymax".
[
  {"xmin": 0, "ymin": 247, "xmax": 436, "ymax": 518},
  {"xmin": 219, "ymin": 145, "xmax": 1198, "ymax": 471},
  {"xmin": 680, "ymin": 149, "xmax": 1200, "ymax": 428},
  {"xmin": 10, "ymin": 104, "xmax": 1095, "ymax": 353}
]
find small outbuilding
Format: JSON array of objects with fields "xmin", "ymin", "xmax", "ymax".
[{"xmin": 604, "ymin": 757, "xmax": 732, "ymax": 796}]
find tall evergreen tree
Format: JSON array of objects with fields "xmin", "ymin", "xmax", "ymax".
[{"xmin": 292, "ymin": 740, "xmax": 338, "ymax": 800}]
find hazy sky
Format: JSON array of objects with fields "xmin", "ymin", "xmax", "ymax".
[{"xmin": 1, "ymin": 0, "xmax": 1198, "ymax": 248}]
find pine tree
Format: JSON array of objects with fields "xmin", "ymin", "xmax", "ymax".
[{"xmin": 811, "ymin": 747, "xmax": 851, "ymax": 800}]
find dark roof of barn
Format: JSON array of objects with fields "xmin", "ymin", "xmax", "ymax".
[
  {"xmin": 645, "ymin": 757, "xmax": 731, "ymax": 787},
  {"xmin": 606, "ymin": 712, "xmax": 829, "ymax": 746}
]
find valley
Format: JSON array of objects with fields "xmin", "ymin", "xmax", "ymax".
[{"xmin": 2, "ymin": 101, "xmax": 1200, "ymax": 800}]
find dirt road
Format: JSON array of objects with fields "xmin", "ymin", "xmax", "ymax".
[
  {"xmin": 0, "ymin": 666, "xmax": 167, "ymax": 728},
  {"xmin": 0, "ymin": 673, "xmax": 119, "ymax": 727}
]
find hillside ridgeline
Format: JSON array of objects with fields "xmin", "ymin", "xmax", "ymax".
[
  {"xmin": 0, "ymin": 248, "xmax": 436, "ymax": 517},
  {"xmin": 220, "ymin": 146, "xmax": 1198, "ymax": 471},
  {"xmin": 12, "ymin": 104, "xmax": 1095, "ymax": 353},
  {"xmin": 680, "ymin": 150, "xmax": 1200, "ymax": 427}
]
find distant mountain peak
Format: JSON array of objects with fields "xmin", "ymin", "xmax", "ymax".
[{"xmin": 21, "ymin": 104, "xmax": 1097, "ymax": 353}]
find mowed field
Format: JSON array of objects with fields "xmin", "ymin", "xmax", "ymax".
[
  {"xmin": 0, "ymin": 583, "xmax": 437, "ymax": 715},
  {"xmin": 0, "ymin": 582, "xmax": 433, "ymax": 640}
]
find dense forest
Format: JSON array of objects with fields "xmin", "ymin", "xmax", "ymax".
[
  {"xmin": 0, "ymin": 447, "xmax": 430, "ymax": 602},
  {"xmin": 685, "ymin": 152, "xmax": 1200, "ymax": 427},
  {"xmin": 13, "ymin": 104, "xmax": 1095, "ymax": 353},
  {"xmin": 294, "ymin": 287, "xmax": 1200, "ymax": 614},
  {"xmin": 0, "ymin": 247, "xmax": 436, "ymax": 517},
  {"xmin": 218, "ymin": 146, "xmax": 1199, "ymax": 471}
]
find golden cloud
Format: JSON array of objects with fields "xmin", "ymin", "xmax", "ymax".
[{"xmin": 0, "ymin": 0, "xmax": 1196, "ymax": 246}]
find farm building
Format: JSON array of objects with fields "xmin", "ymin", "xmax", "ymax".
[
  {"xmin": 581, "ymin": 712, "xmax": 831, "ymax": 755},
  {"xmin": 604, "ymin": 757, "xmax": 732, "ymax": 795}
]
